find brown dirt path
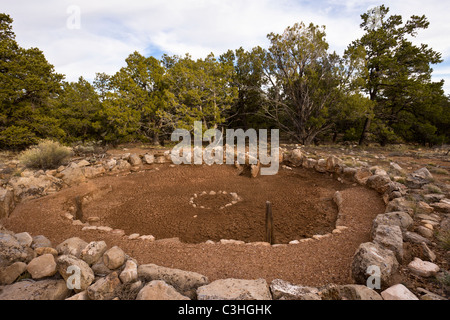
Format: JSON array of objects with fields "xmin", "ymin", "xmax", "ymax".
[{"xmin": 2, "ymin": 164, "xmax": 385, "ymax": 286}]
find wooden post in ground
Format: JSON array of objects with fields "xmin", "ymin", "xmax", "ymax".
[
  {"xmin": 75, "ymin": 196, "xmax": 83, "ymax": 222},
  {"xmin": 265, "ymin": 201, "xmax": 274, "ymax": 245}
]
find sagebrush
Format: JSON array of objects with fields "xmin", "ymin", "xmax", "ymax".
[{"xmin": 19, "ymin": 140, "xmax": 73, "ymax": 170}]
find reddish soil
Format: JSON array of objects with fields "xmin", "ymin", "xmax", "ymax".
[{"xmin": 2, "ymin": 164, "xmax": 385, "ymax": 286}]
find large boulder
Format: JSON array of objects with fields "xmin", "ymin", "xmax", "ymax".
[
  {"xmin": 0, "ymin": 279, "xmax": 71, "ymax": 300},
  {"xmin": 381, "ymin": 284, "xmax": 419, "ymax": 300},
  {"xmin": 26, "ymin": 254, "xmax": 57, "ymax": 280},
  {"xmin": 366, "ymin": 175, "xmax": 392, "ymax": 194},
  {"xmin": 372, "ymin": 212, "xmax": 414, "ymax": 234},
  {"xmin": 351, "ymin": 242, "xmax": 399, "ymax": 289},
  {"xmin": 59, "ymin": 163, "xmax": 86, "ymax": 186},
  {"xmin": 0, "ymin": 232, "xmax": 32, "ymax": 268},
  {"xmin": 8, "ymin": 174, "xmax": 63, "ymax": 201},
  {"xmin": 372, "ymin": 225, "xmax": 404, "ymax": 263},
  {"xmin": 0, "ymin": 261, "xmax": 27, "ymax": 285},
  {"xmin": 138, "ymin": 264, "xmax": 209, "ymax": 299},
  {"xmin": 56, "ymin": 237, "xmax": 89, "ymax": 258},
  {"xmin": 197, "ymin": 278, "xmax": 272, "ymax": 300},
  {"xmin": 80, "ymin": 241, "xmax": 107, "ymax": 266},
  {"xmin": 136, "ymin": 280, "xmax": 190, "ymax": 300},
  {"xmin": 56, "ymin": 255, "xmax": 95, "ymax": 292}
]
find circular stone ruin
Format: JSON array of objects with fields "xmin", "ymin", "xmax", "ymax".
[{"xmin": 71, "ymin": 163, "xmax": 346, "ymax": 245}]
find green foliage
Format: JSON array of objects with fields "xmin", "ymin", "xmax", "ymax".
[
  {"xmin": 19, "ymin": 139, "xmax": 72, "ymax": 170},
  {"xmin": 0, "ymin": 125, "xmax": 38, "ymax": 149}
]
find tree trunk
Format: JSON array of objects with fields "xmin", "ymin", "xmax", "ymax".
[{"xmin": 359, "ymin": 117, "xmax": 371, "ymax": 146}]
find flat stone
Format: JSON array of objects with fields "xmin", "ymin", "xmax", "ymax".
[
  {"xmin": 56, "ymin": 237, "xmax": 88, "ymax": 258},
  {"xmin": 0, "ymin": 279, "xmax": 71, "ymax": 300},
  {"xmin": 408, "ymin": 258, "xmax": 440, "ymax": 277},
  {"xmin": 138, "ymin": 264, "xmax": 209, "ymax": 299},
  {"xmin": 381, "ymin": 284, "xmax": 419, "ymax": 300},
  {"xmin": 270, "ymin": 279, "xmax": 320, "ymax": 300},
  {"xmin": 197, "ymin": 278, "xmax": 272, "ymax": 300},
  {"xmin": 14, "ymin": 232, "xmax": 33, "ymax": 247}
]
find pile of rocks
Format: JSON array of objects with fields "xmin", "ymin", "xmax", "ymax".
[{"xmin": 0, "ymin": 228, "xmax": 436, "ymax": 300}]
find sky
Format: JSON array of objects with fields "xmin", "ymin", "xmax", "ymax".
[{"xmin": 2, "ymin": 0, "xmax": 450, "ymax": 94}]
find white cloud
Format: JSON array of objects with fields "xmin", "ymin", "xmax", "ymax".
[{"xmin": 1, "ymin": 0, "xmax": 449, "ymax": 94}]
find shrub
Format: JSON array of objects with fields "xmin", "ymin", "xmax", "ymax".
[{"xmin": 19, "ymin": 140, "xmax": 73, "ymax": 170}]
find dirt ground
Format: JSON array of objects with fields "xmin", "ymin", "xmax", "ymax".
[{"xmin": 2, "ymin": 163, "xmax": 386, "ymax": 286}]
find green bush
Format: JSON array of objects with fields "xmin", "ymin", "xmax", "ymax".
[
  {"xmin": 19, "ymin": 140, "xmax": 73, "ymax": 170},
  {"xmin": 0, "ymin": 126, "xmax": 39, "ymax": 150}
]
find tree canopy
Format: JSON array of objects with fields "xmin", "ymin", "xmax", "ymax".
[{"xmin": 0, "ymin": 7, "xmax": 448, "ymax": 150}]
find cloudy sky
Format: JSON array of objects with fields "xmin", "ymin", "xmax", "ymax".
[{"xmin": 2, "ymin": 0, "xmax": 450, "ymax": 93}]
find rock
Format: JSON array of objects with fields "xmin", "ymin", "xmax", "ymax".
[
  {"xmin": 56, "ymin": 255, "xmax": 95, "ymax": 292},
  {"xmin": 87, "ymin": 272, "xmax": 121, "ymax": 300},
  {"xmin": 342, "ymin": 167, "xmax": 357, "ymax": 181},
  {"xmin": 0, "ymin": 262, "xmax": 27, "ymax": 285},
  {"xmin": 31, "ymin": 235, "xmax": 52, "ymax": 249},
  {"xmin": 82, "ymin": 165, "xmax": 106, "ymax": 179},
  {"xmin": 423, "ymin": 194, "xmax": 446, "ymax": 203},
  {"xmin": 315, "ymin": 159, "xmax": 327, "ymax": 173},
  {"xmin": 420, "ymin": 242, "xmax": 436, "ymax": 262},
  {"xmin": 303, "ymin": 158, "xmax": 317, "ymax": 169},
  {"xmin": 417, "ymin": 288, "xmax": 447, "ymax": 300},
  {"xmin": 138, "ymin": 264, "xmax": 209, "ymax": 299},
  {"xmin": 136, "ymin": 280, "xmax": 191, "ymax": 300},
  {"xmin": 80, "ymin": 241, "xmax": 108, "ymax": 266},
  {"xmin": 431, "ymin": 200, "xmax": 450, "ymax": 213},
  {"xmin": 143, "ymin": 154, "xmax": 155, "ymax": 165},
  {"xmin": 14, "ymin": 232, "xmax": 33, "ymax": 247},
  {"xmin": 326, "ymin": 156, "xmax": 342, "ymax": 173},
  {"xmin": 27, "ymin": 254, "xmax": 57, "ymax": 279},
  {"xmin": 385, "ymin": 198, "xmax": 414, "ymax": 215},
  {"xmin": 351, "ymin": 242, "xmax": 399, "ymax": 289},
  {"xmin": 390, "ymin": 162, "xmax": 405, "ymax": 175},
  {"xmin": 270, "ymin": 279, "xmax": 320, "ymax": 300},
  {"xmin": 35, "ymin": 247, "xmax": 58, "ymax": 257},
  {"xmin": 404, "ymin": 231, "xmax": 432, "ymax": 246},
  {"xmin": 381, "ymin": 284, "xmax": 419, "ymax": 300},
  {"xmin": 0, "ymin": 188, "xmax": 15, "ymax": 219},
  {"xmin": 60, "ymin": 163, "xmax": 86, "ymax": 186},
  {"xmin": 66, "ymin": 291, "xmax": 89, "ymax": 300},
  {"xmin": 154, "ymin": 155, "xmax": 166, "ymax": 164},
  {"xmin": 56, "ymin": 237, "xmax": 88, "ymax": 258},
  {"xmin": 197, "ymin": 278, "xmax": 272, "ymax": 300},
  {"xmin": 103, "ymin": 246, "xmax": 126, "ymax": 270},
  {"xmin": 116, "ymin": 160, "xmax": 132, "ymax": 172},
  {"xmin": 354, "ymin": 168, "xmax": 373, "ymax": 185},
  {"xmin": 339, "ymin": 285, "xmax": 383, "ymax": 300},
  {"xmin": 0, "ymin": 232, "xmax": 31, "ymax": 268},
  {"xmin": 416, "ymin": 226, "xmax": 434, "ymax": 239},
  {"xmin": 119, "ymin": 260, "xmax": 138, "ymax": 284},
  {"xmin": 105, "ymin": 159, "xmax": 117, "ymax": 170},
  {"xmin": 76, "ymin": 160, "xmax": 90, "ymax": 168},
  {"xmin": 372, "ymin": 212, "xmax": 414, "ymax": 234},
  {"xmin": 128, "ymin": 154, "xmax": 142, "ymax": 166},
  {"xmin": 0, "ymin": 279, "xmax": 71, "ymax": 300},
  {"xmin": 366, "ymin": 175, "xmax": 392, "ymax": 194},
  {"xmin": 372, "ymin": 225, "xmax": 404, "ymax": 262},
  {"xmin": 412, "ymin": 168, "xmax": 433, "ymax": 180},
  {"xmin": 8, "ymin": 174, "xmax": 63, "ymax": 201},
  {"xmin": 91, "ymin": 259, "xmax": 112, "ymax": 277},
  {"xmin": 416, "ymin": 201, "xmax": 434, "ymax": 214},
  {"xmin": 288, "ymin": 149, "xmax": 303, "ymax": 167},
  {"xmin": 408, "ymin": 258, "xmax": 440, "ymax": 277}
]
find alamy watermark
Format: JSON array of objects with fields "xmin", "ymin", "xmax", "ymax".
[
  {"xmin": 171, "ymin": 122, "xmax": 280, "ymax": 176},
  {"xmin": 66, "ymin": 5, "xmax": 81, "ymax": 30}
]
